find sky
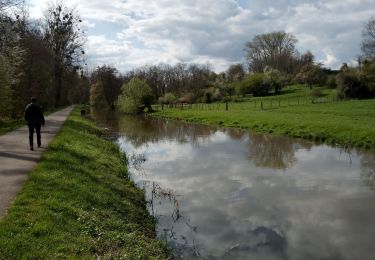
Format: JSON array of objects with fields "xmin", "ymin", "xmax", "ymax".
[{"xmin": 27, "ymin": 0, "xmax": 375, "ymax": 73}]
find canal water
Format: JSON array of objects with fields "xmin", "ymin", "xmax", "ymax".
[{"xmin": 94, "ymin": 111, "xmax": 375, "ymax": 260}]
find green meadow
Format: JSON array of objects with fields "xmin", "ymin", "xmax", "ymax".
[{"xmin": 153, "ymin": 85, "xmax": 375, "ymax": 149}]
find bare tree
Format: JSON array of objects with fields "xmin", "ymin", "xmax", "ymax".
[
  {"xmin": 44, "ymin": 3, "xmax": 85, "ymax": 106},
  {"xmin": 0, "ymin": 0, "xmax": 22, "ymax": 11},
  {"xmin": 362, "ymin": 17, "xmax": 375, "ymax": 59},
  {"xmin": 245, "ymin": 31, "xmax": 298, "ymax": 74}
]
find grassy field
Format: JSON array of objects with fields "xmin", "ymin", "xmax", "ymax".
[
  {"xmin": 153, "ymin": 85, "xmax": 375, "ymax": 149},
  {"xmin": 0, "ymin": 109, "xmax": 169, "ymax": 259}
]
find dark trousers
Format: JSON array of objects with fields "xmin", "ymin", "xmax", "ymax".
[{"xmin": 27, "ymin": 123, "xmax": 41, "ymax": 148}]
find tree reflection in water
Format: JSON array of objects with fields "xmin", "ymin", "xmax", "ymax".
[
  {"xmin": 91, "ymin": 109, "xmax": 375, "ymax": 259},
  {"xmin": 360, "ymin": 152, "xmax": 375, "ymax": 189},
  {"xmin": 247, "ymin": 133, "xmax": 313, "ymax": 169},
  {"xmin": 118, "ymin": 116, "xmax": 215, "ymax": 148}
]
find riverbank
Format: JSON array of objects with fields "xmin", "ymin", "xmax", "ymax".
[
  {"xmin": 0, "ymin": 108, "xmax": 169, "ymax": 258},
  {"xmin": 152, "ymin": 98, "xmax": 375, "ymax": 149}
]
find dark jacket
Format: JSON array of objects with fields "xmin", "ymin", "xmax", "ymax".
[{"xmin": 24, "ymin": 103, "xmax": 45, "ymax": 125}]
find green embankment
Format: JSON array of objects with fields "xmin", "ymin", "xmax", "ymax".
[
  {"xmin": 0, "ymin": 118, "xmax": 25, "ymax": 136},
  {"xmin": 0, "ymin": 109, "xmax": 169, "ymax": 259},
  {"xmin": 153, "ymin": 86, "xmax": 375, "ymax": 149}
]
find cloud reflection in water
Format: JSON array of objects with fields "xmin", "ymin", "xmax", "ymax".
[{"xmin": 115, "ymin": 116, "xmax": 375, "ymax": 260}]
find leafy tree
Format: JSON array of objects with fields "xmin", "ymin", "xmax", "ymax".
[
  {"xmin": 263, "ymin": 66, "xmax": 284, "ymax": 94},
  {"xmin": 44, "ymin": 3, "xmax": 85, "ymax": 106},
  {"xmin": 90, "ymin": 82, "xmax": 107, "ymax": 108},
  {"xmin": 295, "ymin": 63, "xmax": 326, "ymax": 89},
  {"xmin": 0, "ymin": 54, "xmax": 17, "ymax": 117},
  {"xmin": 226, "ymin": 63, "xmax": 245, "ymax": 82},
  {"xmin": 336, "ymin": 68, "xmax": 369, "ymax": 99},
  {"xmin": 158, "ymin": 92, "xmax": 176, "ymax": 104},
  {"xmin": 118, "ymin": 78, "xmax": 153, "ymax": 114},
  {"xmin": 92, "ymin": 65, "xmax": 121, "ymax": 109},
  {"xmin": 0, "ymin": 13, "xmax": 23, "ymax": 118}
]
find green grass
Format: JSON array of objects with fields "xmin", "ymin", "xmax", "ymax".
[
  {"xmin": 153, "ymin": 85, "xmax": 375, "ymax": 149},
  {"xmin": 0, "ymin": 108, "xmax": 169, "ymax": 259},
  {"xmin": 0, "ymin": 106, "xmax": 69, "ymax": 136},
  {"xmin": 0, "ymin": 118, "xmax": 25, "ymax": 136}
]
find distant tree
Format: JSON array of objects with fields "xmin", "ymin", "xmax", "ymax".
[
  {"xmin": 90, "ymin": 82, "xmax": 106, "ymax": 108},
  {"xmin": 118, "ymin": 78, "xmax": 153, "ymax": 114},
  {"xmin": 44, "ymin": 3, "xmax": 85, "ymax": 106},
  {"xmin": 362, "ymin": 60, "xmax": 375, "ymax": 95},
  {"xmin": 326, "ymin": 76, "xmax": 338, "ymax": 89},
  {"xmin": 295, "ymin": 63, "xmax": 326, "ymax": 89},
  {"xmin": 245, "ymin": 31, "xmax": 297, "ymax": 74},
  {"xmin": 263, "ymin": 66, "xmax": 285, "ymax": 94},
  {"xmin": 226, "ymin": 63, "xmax": 245, "ymax": 82},
  {"xmin": 92, "ymin": 65, "xmax": 121, "ymax": 110},
  {"xmin": 362, "ymin": 17, "xmax": 375, "ymax": 59},
  {"xmin": 336, "ymin": 68, "xmax": 369, "ymax": 99},
  {"xmin": 158, "ymin": 92, "xmax": 176, "ymax": 104}
]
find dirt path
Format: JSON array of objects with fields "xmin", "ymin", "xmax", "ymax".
[{"xmin": 0, "ymin": 106, "xmax": 74, "ymax": 218}]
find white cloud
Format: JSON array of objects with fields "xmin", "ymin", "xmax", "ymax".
[{"xmin": 27, "ymin": 0, "xmax": 375, "ymax": 72}]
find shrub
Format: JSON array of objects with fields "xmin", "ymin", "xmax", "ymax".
[
  {"xmin": 311, "ymin": 88, "xmax": 324, "ymax": 98},
  {"xmin": 203, "ymin": 87, "xmax": 215, "ymax": 103},
  {"xmin": 326, "ymin": 76, "xmax": 337, "ymax": 89},
  {"xmin": 235, "ymin": 73, "xmax": 269, "ymax": 97},
  {"xmin": 178, "ymin": 93, "xmax": 195, "ymax": 103},
  {"xmin": 117, "ymin": 78, "xmax": 153, "ymax": 114},
  {"xmin": 159, "ymin": 92, "xmax": 176, "ymax": 104},
  {"xmin": 336, "ymin": 68, "xmax": 370, "ymax": 99}
]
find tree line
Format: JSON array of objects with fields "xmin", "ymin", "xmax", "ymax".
[
  {"xmin": 0, "ymin": 1, "xmax": 87, "ymax": 120},
  {"xmin": 2, "ymin": 0, "xmax": 375, "ymax": 117},
  {"xmin": 92, "ymin": 17, "xmax": 375, "ymax": 114}
]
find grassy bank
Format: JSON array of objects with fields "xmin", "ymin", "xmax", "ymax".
[
  {"xmin": 153, "ymin": 86, "xmax": 375, "ymax": 149},
  {"xmin": 0, "ymin": 109, "xmax": 169, "ymax": 258}
]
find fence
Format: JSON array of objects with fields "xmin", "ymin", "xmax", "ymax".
[{"xmin": 154, "ymin": 96, "xmax": 347, "ymax": 112}]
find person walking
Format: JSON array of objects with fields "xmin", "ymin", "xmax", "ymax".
[{"xmin": 24, "ymin": 97, "xmax": 45, "ymax": 151}]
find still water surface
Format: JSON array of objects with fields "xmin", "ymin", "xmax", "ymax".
[{"xmin": 95, "ymin": 112, "xmax": 375, "ymax": 260}]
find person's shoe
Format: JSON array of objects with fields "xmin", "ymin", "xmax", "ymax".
[{"xmin": 30, "ymin": 147, "xmax": 34, "ymax": 151}]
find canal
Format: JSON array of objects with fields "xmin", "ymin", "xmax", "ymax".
[{"xmin": 94, "ymin": 111, "xmax": 375, "ymax": 260}]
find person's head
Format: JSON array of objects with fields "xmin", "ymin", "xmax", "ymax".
[{"xmin": 31, "ymin": 97, "xmax": 37, "ymax": 103}]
